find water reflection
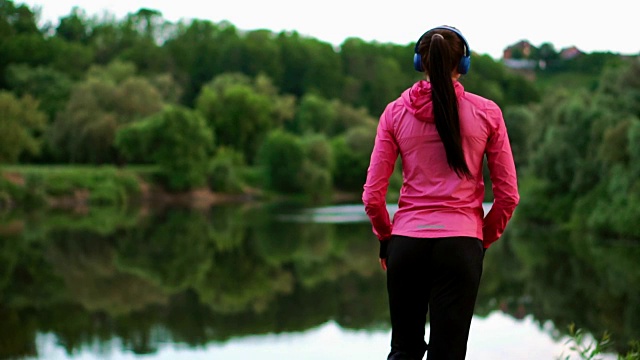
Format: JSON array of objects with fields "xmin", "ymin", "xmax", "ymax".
[{"xmin": 0, "ymin": 203, "xmax": 638, "ymax": 359}]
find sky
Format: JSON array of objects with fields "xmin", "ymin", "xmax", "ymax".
[{"xmin": 18, "ymin": 0, "xmax": 640, "ymax": 60}]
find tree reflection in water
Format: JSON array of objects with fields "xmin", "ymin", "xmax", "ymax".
[{"xmin": 0, "ymin": 203, "xmax": 638, "ymax": 358}]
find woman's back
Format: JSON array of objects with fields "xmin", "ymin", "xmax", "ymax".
[{"xmin": 363, "ymin": 79, "xmax": 518, "ymax": 245}]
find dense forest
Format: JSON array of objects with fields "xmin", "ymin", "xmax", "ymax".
[{"xmin": 1, "ymin": 0, "xmax": 639, "ymax": 240}]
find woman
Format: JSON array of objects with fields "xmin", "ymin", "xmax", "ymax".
[{"xmin": 362, "ymin": 25, "xmax": 519, "ymax": 360}]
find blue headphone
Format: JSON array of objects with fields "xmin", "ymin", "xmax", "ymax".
[{"xmin": 413, "ymin": 26, "xmax": 471, "ymax": 74}]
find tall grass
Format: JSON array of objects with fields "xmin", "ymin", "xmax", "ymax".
[{"xmin": 559, "ymin": 324, "xmax": 640, "ymax": 360}]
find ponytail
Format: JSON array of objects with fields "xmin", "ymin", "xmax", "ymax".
[{"xmin": 424, "ymin": 32, "xmax": 472, "ymax": 179}]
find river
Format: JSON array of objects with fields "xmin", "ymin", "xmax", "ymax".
[{"xmin": 1, "ymin": 201, "xmax": 637, "ymax": 359}]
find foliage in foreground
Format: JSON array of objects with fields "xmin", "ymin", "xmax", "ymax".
[{"xmin": 559, "ymin": 324, "xmax": 640, "ymax": 360}]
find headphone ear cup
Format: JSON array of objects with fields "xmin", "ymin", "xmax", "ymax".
[
  {"xmin": 415, "ymin": 54, "xmax": 470, "ymax": 74},
  {"xmin": 413, "ymin": 53, "xmax": 423, "ymax": 72},
  {"xmin": 458, "ymin": 56, "xmax": 471, "ymax": 74}
]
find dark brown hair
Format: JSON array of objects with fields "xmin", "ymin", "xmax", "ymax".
[{"xmin": 418, "ymin": 27, "xmax": 472, "ymax": 179}]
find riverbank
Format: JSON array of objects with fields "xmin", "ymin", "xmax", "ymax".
[
  {"xmin": 0, "ymin": 165, "xmax": 361, "ymax": 212},
  {"xmin": 0, "ymin": 165, "xmax": 261, "ymax": 211}
]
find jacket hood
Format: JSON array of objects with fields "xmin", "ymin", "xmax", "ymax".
[{"xmin": 401, "ymin": 80, "xmax": 465, "ymax": 122}]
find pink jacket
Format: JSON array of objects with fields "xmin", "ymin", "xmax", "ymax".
[{"xmin": 362, "ymin": 80, "xmax": 519, "ymax": 248}]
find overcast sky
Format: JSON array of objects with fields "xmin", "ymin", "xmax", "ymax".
[{"xmin": 18, "ymin": 0, "xmax": 640, "ymax": 60}]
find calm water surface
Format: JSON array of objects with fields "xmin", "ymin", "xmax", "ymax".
[{"xmin": 1, "ymin": 202, "xmax": 637, "ymax": 359}]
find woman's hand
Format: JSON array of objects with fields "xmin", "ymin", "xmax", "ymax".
[{"xmin": 380, "ymin": 258, "xmax": 388, "ymax": 271}]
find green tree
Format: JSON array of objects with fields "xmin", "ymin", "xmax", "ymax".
[
  {"xmin": 116, "ymin": 105, "xmax": 214, "ymax": 191},
  {"xmin": 6, "ymin": 64, "xmax": 73, "ymax": 162},
  {"xmin": 85, "ymin": 9, "xmax": 167, "ymax": 70},
  {"xmin": 196, "ymin": 73, "xmax": 293, "ymax": 164},
  {"xmin": 331, "ymin": 124, "xmax": 377, "ymax": 192},
  {"xmin": 56, "ymin": 7, "xmax": 90, "ymax": 43},
  {"xmin": 329, "ymin": 99, "xmax": 378, "ymax": 136},
  {"xmin": 164, "ymin": 19, "xmax": 236, "ymax": 105},
  {"xmin": 288, "ymin": 93, "xmax": 336, "ymax": 135},
  {"xmin": 117, "ymin": 9, "xmax": 170, "ymax": 75},
  {"xmin": 299, "ymin": 36, "xmax": 344, "ymax": 99},
  {"xmin": 5, "ymin": 64, "xmax": 72, "ymax": 121},
  {"xmin": 274, "ymin": 31, "xmax": 308, "ymax": 98},
  {"xmin": 538, "ymin": 42, "xmax": 559, "ymax": 63},
  {"xmin": 48, "ymin": 61, "xmax": 165, "ymax": 163},
  {"xmin": 503, "ymin": 105, "xmax": 535, "ymax": 169},
  {"xmin": 300, "ymin": 134, "xmax": 334, "ymax": 203},
  {"xmin": 0, "ymin": 0, "xmax": 48, "ymax": 87},
  {"xmin": 340, "ymin": 37, "xmax": 410, "ymax": 115},
  {"xmin": 207, "ymin": 147, "xmax": 246, "ymax": 193},
  {"xmin": 0, "ymin": 0, "xmax": 39, "ymax": 35},
  {"xmin": 628, "ymin": 119, "xmax": 640, "ymax": 180},
  {"xmin": 257, "ymin": 129, "xmax": 306, "ymax": 193},
  {"xmin": 242, "ymin": 29, "xmax": 283, "ymax": 82},
  {"xmin": 0, "ymin": 91, "xmax": 46, "ymax": 163}
]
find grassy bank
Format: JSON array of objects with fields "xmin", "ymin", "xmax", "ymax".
[
  {"xmin": 0, "ymin": 165, "xmax": 151, "ymax": 210},
  {"xmin": 0, "ymin": 165, "xmax": 275, "ymax": 212}
]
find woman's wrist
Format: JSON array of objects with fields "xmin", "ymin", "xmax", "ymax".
[{"xmin": 379, "ymin": 239, "xmax": 389, "ymax": 259}]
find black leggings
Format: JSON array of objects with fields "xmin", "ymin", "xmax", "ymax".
[{"xmin": 385, "ymin": 235, "xmax": 484, "ymax": 360}]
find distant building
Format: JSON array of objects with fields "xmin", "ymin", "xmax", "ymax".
[
  {"xmin": 502, "ymin": 40, "xmax": 583, "ymax": 71},
  {"xmin": 559, "ymin": 46, "xmax": 582, "ymax": 60},
  {"xmin": 502, "ymin": 40, "xmax": 537, "ymax": 70},
  {"xmin": 502, "ymin": 40, "xmax": 534, "ymax": 60}
]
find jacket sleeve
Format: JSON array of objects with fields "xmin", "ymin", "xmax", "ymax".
[
  {"xmin": 362, "ymin": 107, "xmax": 399, "ymax": 241},
  {"xmin": 483, "ymin": 104, "xmax": 520, "ymax": 248}
]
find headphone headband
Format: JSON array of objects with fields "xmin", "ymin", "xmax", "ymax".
[{"xmin": 413, "ymin": 25, "xmax": 471, "ymax": 74}]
